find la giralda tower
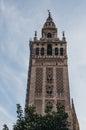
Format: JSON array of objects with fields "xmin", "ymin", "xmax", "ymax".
[{"xmin": 26, "ymin": 11, "xmax": 80, "ymax": 130}]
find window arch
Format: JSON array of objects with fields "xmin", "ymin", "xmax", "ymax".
[
  {"xmin": 41, "ymin": 47, "xmax": 44, "ymax": 55},
  {"xmin": 36, "ymin": 48, "xmax": 39, "ymax": 55},
  {"xmin": 60, "ymin": 48, "xmax": 63, "ymax": 56},
  {"xmin": 55, "ymin": 48, "xmax": 58, "ymax": 55},
  {"xmin": 47, "ymin": 33, "xmax": 52, "ymax": 38},
  {"xmin": 47, "ymin": 44, "xmax": 52, "ymax": 55}
]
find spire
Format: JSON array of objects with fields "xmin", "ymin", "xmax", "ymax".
[
  {"xmin": 34, "ymin": 30, "xmax": 37, "ymax": 41},
  {"xmin": 62, "ymin": 31, "xmax": 65, "ymax": 37},
  {"xmin": 35, "ymin": 30, "xmax": 37, "ymax": 37},
  {"xmin": 62, "ymin": 31, "xmax": 66, "ymax": 42}
]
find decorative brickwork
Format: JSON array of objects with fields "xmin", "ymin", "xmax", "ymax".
[
  {"xmin": 35, "ymin": 58, "xmax": 64, "ymax": 63},
  {"xmin": 56, "ymin": 68, "xmax": 64, "ymax": 94},
  {"xmin": 35, "ymin": 68, "xmax": 43, "ymax": 96}
]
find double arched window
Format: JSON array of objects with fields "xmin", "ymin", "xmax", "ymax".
[{"xmin": 46, "ymin": 86, "xmax": 53, "ymax": 96}]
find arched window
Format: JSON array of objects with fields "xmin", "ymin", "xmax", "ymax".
[
  {"xmin": 60, "ymin": 48, "xmax": 63, "ymax": 56},
  {"xmin": 36, "ymin": 48, "xmax": 39, "ymax": 55},
  {"xmin": 47, "ymin": 33, "xmax": 52, "ymax": 38},
  {"xmin": 55, "ymin": 48, "xmax": 58, "ymax": 55},
  {"xmin": 47, "ymin": 44, "xmax": 52, "ymax": 55},
  {"xmin": 41, "ymin": 48, "xmax": 44, "ymax": 55}
]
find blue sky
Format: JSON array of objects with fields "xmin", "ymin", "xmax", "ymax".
[{"xmin": 0, "ymin": 0, "xmax": 86, "ymax": 129}]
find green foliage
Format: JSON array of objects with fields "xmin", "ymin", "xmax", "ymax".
[
  {"xmin": 2, "ymin": 124, "xmax": 9, "ymax": 130},
  {"xmin": 3, "ymin": 104, "xmax": 69, "ymax": 130},
  {"xmin": 13, "ymin": 104, "xmax": 69, "ymax": 130}
]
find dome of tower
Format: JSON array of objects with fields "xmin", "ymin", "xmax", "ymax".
[
  {"xmin": 43, "ymin": 11, "xmax": 56, "ymax": 29},
  {"xmin": 42, "ymin": 11, "xmax": 57, "ymax": 39}
]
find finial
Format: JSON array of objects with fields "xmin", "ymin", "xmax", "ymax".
[
  {"xmin": 35, "ymin": 31, "xmax": 37, "ymax": 37},
  {"xmin": 34, "ymin": 31, "xmax": 37, "ymax": 41},
  {"xmin": 62, "ymin": 31, "xmax": 66, "ymax": 41},
  {"xmin": 48, "ymin": 9, "xmax": 51, "ymax": 18},
  {"xmin": 62, "ymin": 31, "xmax": 65, "ymax": 37}
]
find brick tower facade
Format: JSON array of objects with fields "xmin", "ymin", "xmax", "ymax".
[{"xmin": 26, "ymin": 12, "xmax": 80, "ymax": 130}]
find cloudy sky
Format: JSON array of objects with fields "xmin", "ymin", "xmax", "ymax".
[{"xmin": 0, "ymin": 0, "xmax": 86, "ymax": 129}]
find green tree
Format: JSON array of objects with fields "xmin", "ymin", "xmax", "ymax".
[
  {"xmin": 2, "ymin": 124, "xmax": 9, "ymax": 130},
  {"xmin": 13, "ymin": 104, "xmax": 25, "ymax": 130},
  {"xmin": 5, "ymin": 104, "xmax": 69, "ymax": 130}
]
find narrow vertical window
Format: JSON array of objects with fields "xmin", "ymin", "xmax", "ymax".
[
  {"xmin": 36, "ymin": 48, "xmax": 39, "ymax": 55},
  {"xmin": 41, "ymin": 48, "xmax": 44, "ymax": 55},
  {"xmin": 55, "ymin": 48, "xmax": 58, "ymax": 55},
  {"xmin": 47, "ymin": 44, "xmax": 52, "ymax": 55},
  {"xmin": 60, "ymin": 48, "xmax": 63, "ymax": 56}
]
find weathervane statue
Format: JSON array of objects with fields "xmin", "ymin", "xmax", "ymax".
[{"xmin": 48, "ymin": 9, "xmax": 51, "ymax": 18}]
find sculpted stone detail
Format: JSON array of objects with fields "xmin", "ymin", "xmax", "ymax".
[
  {"xmin": 46, "ymin": 85, "xmax": 53, "ymax": 97},
  {"xmin": 35, "ymin": 58, "xmax": 64, "ymax": 64},
  {"xmin": 46, "ymin": 68, "xmax": 53, "ymax": 84},
  {"xmin": 45, "ymin": 68, "xmax": 54, "ymax": 98}
]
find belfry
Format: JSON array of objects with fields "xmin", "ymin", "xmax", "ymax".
[{"xmin": 26, "ymin": 12, "xmax": 80, "ymax": 130}]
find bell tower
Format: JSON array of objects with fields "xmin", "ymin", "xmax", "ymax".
[{"xmin": 26, "ymin": 11, "xmax": 80, "ymax": 130}]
